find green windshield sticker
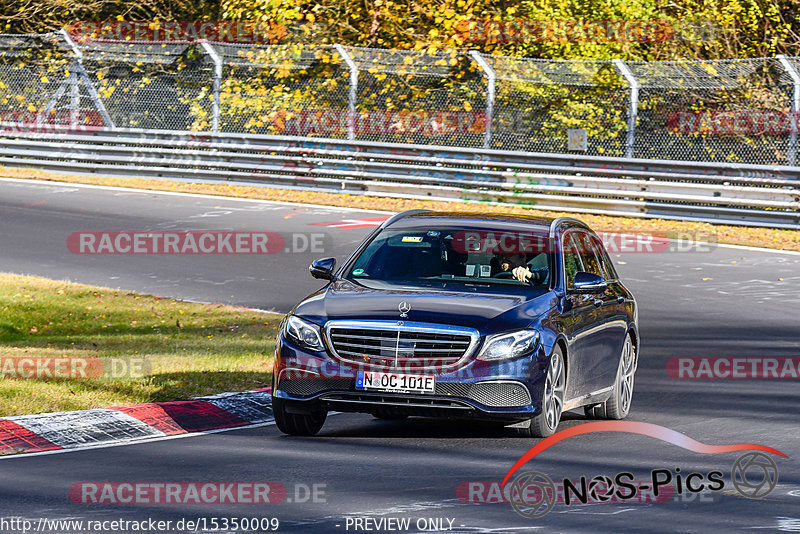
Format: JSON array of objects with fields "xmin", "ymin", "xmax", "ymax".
[{"xmin": 352, "ymin": 268, "xmax": 365, "ymax": 275}]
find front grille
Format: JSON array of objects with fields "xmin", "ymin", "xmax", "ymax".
[
  {"xmin": 436, "ymin": 383, "xmax": 470, "ymax": 397},
  {"xmin": 325, "ymin": 321, "xmax": 477, "ymax": 370},
  {"xmin": 438, "ymin": 381, "xmax": 531, "ymax": 407},
  {"xmin": 468, "ymin": 382, "xmax": 531, "ymax": 407}
]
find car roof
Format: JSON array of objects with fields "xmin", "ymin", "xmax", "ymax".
[{"xmin": 384, "ymin": 210, "xmax": 590, "ymax": 233}]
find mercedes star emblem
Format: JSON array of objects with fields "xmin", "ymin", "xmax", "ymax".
[{"xmin": 398, "ymin": 301, "xmax": 411, "ymax": 317}]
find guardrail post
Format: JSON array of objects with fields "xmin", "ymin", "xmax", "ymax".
[
  {"xmin": 59, "ymin": 28, "xmax": 115, "ymax": 129},
  {"xmin": 777, "ymin": 55, "xmax": 799, "ymax": 166},
  {"xmin": 334, "ymin": 44, "xmax": 358, "ymax": 141},
  {"xmin": 200, "ymin": 41, "xmax": 222, "ymax": 133},
  {"xmin": 613, "ymin": 59, "xmax": 639, "ymax": 159},
  {"xmin": 469, "ymin": 50, "xmax": 495, "ymax": 149}
]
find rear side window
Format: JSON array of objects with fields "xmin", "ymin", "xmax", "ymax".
[
  {"xmin": 575, "ymin": 232, "xmax": 603, "ymax": 277},
  {"xmin": 590, "ymin": 234, "xmax": 619, "ymax": 281},
  {"xmin": 562, "ymin": 233, "xmax": 583, "ymax": 289}
]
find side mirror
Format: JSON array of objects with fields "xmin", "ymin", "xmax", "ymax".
[
  {"xmin": 572, "ymin": 271, "xmax": 606, "ymax": 292},
  {"xmin": 309, "ymin": 257, "xmax": 336, "ymax": 280}
]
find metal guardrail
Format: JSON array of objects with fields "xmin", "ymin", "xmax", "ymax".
[
  {"xmin": 0, "ymin": 127, "xmax": 797, "ymax": 229},
  {"xmin": 6, "ymin": 32, "xmax": 800, "ymax": 166}
]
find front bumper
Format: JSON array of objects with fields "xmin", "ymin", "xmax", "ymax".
[{"xmin": 274, "ymin": 334, "xmax": 547, "ymax": 421}]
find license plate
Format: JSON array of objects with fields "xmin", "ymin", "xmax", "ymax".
[{"xmin": 356, "ymin": 370, "xmax": 436, "ymax": 394}]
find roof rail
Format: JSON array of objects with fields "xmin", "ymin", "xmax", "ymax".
[{"xmin": 380, "ymin": 209, "xmax": 433, "ymax": 228}]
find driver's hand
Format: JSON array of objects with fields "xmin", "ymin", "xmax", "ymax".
[{"xmin": 511, "ymin": 266, "xmax": 532, "ymax": 283}]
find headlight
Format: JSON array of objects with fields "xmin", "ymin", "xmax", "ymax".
[
  {"xmin": 477, "ymin": 330, "xmax": 539, "ymax": 362},
  {"xmin": 284, "ymin": 316, "xmax": 325, "ymax": 351}
]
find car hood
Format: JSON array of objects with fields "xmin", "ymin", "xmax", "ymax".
[{"xmin": 292, "ymin": 279, "xmax": 557, "ymax": 333}]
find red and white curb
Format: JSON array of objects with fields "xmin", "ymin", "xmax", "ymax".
[{"xmin": 0, "ymin": 388, "xmax": 273, "ymax": 457}]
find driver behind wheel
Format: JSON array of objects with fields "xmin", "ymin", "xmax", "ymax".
[{"xmin": 493, "ymin": 252, "xmax": 548, "ymax": 284}]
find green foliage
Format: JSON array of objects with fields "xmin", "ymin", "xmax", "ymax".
[
  {"xmin": 2, "ymin": 0, "xmax": 797, "ymax": 60},
  {"xmin": 219, "ymin": 0, "xmax": 800, "ymax": 61},
  {"xmin": 0, "ymin": 0, "xmax": 222, "ymax": 33}
]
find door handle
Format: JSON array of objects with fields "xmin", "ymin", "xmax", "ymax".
[{"xmin": 593, "ymin": 299, "xmax": 603, "ymax": 307}]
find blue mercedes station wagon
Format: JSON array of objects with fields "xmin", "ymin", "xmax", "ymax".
[{"xmin": 273, "ymin": 210, "xmax": 639, "ymax": 437}]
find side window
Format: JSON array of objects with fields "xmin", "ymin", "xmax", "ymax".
[
  {"xmin": 575, "ymin": 232, "xmax": 603, "ymax": 276},
  {"xmin": 590, "ymin": 235, "xmax": 618, "ymax": 281},
  {"xmin": 562, "ymin": 233, "xmax": 583, "ymax": 289}
]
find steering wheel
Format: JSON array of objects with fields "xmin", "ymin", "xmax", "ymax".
[{"xmin": 492, "ymin": 271, "xmax": 515, "ymax": 279}]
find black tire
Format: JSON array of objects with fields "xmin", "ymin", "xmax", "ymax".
[
  {"xmin": 584, "ymin": 334, "xmax": 635, "ymax": 420},
  {"xmin": 515, "ymin": 345, "xmax": 566, "ymax": 438},
  {"xmin": 272, "ymin": 396, "xmax": 327, "ymax": 436}
]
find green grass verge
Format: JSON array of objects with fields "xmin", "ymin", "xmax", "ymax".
[{"xmin": 0, "ymin": 273, "xmax": 280, "ymax": 417}]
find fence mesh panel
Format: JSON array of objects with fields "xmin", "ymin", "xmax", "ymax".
[
  {"xmin": 2, "ymin": 32, "xmax": 800, "ymax": 166},
  {"xmin": 483, "ymin": 55, "xmax": 630, "ymax": 156},
  {"xmin": 76, "ymin": 39, "xmax": 214, "ymax": 131},
  {"xmin": 0, "ymin": 33, "xmax": 74, "ymax": 128},
  {"xmin": 214, "ymin": 43, "xmax": 350, "ymax": 136},
  {"xmin": 630, "ymin": 58, "xmax": 792, "ymax": 165},
  {"xmin": 345, "ymin": 46, "xmax": 487, "ymax": 147}
]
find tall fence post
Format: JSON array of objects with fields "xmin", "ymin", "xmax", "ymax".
[
  {"xmin": 69, "ymin": 59, "xmax": 79, "ymax": 129},
  {"xmin": 58, "ymin": 28, "xmax": 115, "ymax": 129},
  {"xmin": 334, "ymin": 44, "xmax": 358, "ymax": 141},
  {"xmin": 200, "ymin": 41, "xmax": 222, "ymax": 134},
  {"xmin": 469, "ymin": 50, "xmax": 495, "ymax": 149},
  {"xmin": 613, "ymin": 59, "xmax": 639, "ymax": 159},
  {"xmin": 777, "ymin": 55, "xmax": 799, "ymax": 166}
]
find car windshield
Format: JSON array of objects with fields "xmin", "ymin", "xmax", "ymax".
[{"xmin": 346, "ymin": 227, "xmax": 552, "ymax": 292}]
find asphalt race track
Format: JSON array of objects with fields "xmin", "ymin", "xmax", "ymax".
[{"xmin": 0, "ymin": 177, "xmax": 798, "ymax": 533}]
